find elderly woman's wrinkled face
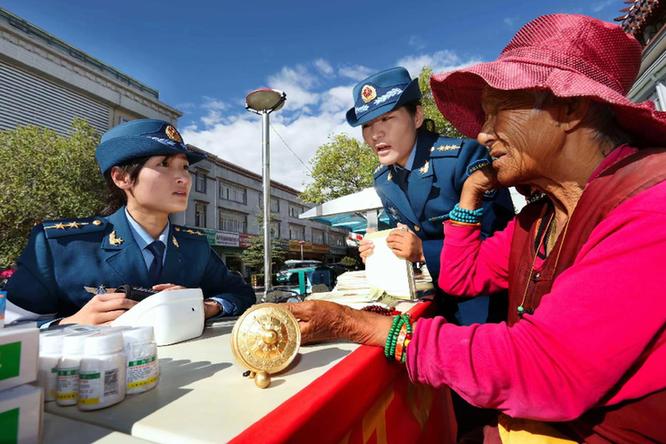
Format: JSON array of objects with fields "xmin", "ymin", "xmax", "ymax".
[{"xmin": 478, "ymin": 87, "xmax": 566, "ymax": 186}]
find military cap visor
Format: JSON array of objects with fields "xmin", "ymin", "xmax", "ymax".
[{"xmin": 95, "ymin": 119, "xmax": 206, "ymax": 174}]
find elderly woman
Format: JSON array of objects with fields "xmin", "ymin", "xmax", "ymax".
[{"xmin": 287, "ymin": 14, "xmax": 666, "ymax": 443}]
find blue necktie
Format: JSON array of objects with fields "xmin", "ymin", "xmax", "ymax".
[
  {"xmin": 393, "ymin": 167, "xmax": 410, "ymax": 193},
  {"xmin": 146, "ymin": 241, "xmax": 165, "ymax": 283}
]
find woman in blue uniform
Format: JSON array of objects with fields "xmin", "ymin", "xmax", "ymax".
[
  {"xmin": 5, "ymin": 119, "xmax": 255, "ymax": 327},
  {"xmin": 347, "ymin": 67, "xmax": 514, "ymax": 325}
]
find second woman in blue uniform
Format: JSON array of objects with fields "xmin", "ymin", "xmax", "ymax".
[{"xmin": 347, "ymin": 67, "xmax": 514, "ymax": 325}]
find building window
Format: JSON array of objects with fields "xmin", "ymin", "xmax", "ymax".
[
  {"xmin": 288, "ymin": 223, "xmax": 305, "ymax": 240},
  {"xmin": 271, "ymin": 197, "xmax": 280, "ymax": 213},
  {"xmin": 330, "ymin": 233, "xmax": 345, "ymax": 247},
  {"xmin": 219, "ymin": 180, "xmax": 247, "ymax": 204},
  {"xmin": 218, "ymin": 208, "xmax": 247, "ymax": 233},
  {"xmin": 270, "ymin": 221, "xmax": 280, "ymax": 239},
  {"xmin": 194, "ymin": 202, "xmax": 207, "ymax": 228},
  {"xmin": 194, "ymin": 170, "xmax": 208, "ymax": 193},
  {"xmin": 289, "ymin": 205, "xmax": 302, "ymax": 218},
  {"xmin": 312, "ymin": 228, "xmax": 324, "ymax": 244}
]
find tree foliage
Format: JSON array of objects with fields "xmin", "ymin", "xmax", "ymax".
[
  {"xmin": 0, "ymin": 120, "xmax": 106, "ymax": 267},
  {"xmin": 299, "ymin": 134, "xmax": 378, "ymax": 204},
  {"xmin": 241, "ymin": 214, "xmax": 288, "ymax": 276},
  {"xmin": 418, "ymin": 67, "xmax": 462, "ymax": 138}
]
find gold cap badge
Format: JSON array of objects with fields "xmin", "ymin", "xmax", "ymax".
[
  {"xmin": 361, "ymin": 85, "xmax": 377, "ymax": 103},
  {"xmin": 165, "ymin": 125, "xmax": 183, "ymax": 143}
]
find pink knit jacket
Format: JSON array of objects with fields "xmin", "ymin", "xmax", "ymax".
[{"xmin": 406, "ymin": 150, "xmax": 666, "ymax": 421}]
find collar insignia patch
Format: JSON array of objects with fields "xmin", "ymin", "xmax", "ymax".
[{"xmin": 109, "ymin": 230, "xmax": 124, "ymax": 246}]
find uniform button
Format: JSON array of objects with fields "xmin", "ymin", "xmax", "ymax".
[{"xmin": 414, "ymin": 225, "xmax": 420, "ymax": 232}]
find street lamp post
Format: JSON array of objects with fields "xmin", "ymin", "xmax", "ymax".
[{"xmin": 245, "ymin": 88, "xmax": 286, "ymax": 302}]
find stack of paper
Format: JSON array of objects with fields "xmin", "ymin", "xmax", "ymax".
[{"xmin": 364, "ymin": 230, "xmax": 415, "ymax": 299}]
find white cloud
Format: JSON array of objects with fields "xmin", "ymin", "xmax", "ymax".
[
  {"xmin": 267, "ymin": 65, "xmax": 320, "ymax": 110},
  {"xmin": 503, "ymin": 17, "xmax": 517, "ymax": 27},
  {"xmin": 408, "ymin": 35, "xmax": 426, "ymax": 50},
  {"xmin": 182, "ymin": 51, "xmax": 479, "ymax": 189},
  {"xmin": 182, "ymin": 106, "xmax": 358, "ymax": 190},
  {"xmin": 320, "ymin": 85, "xmax": 354, "ymax": 114},
  {"xmin": 338, "ymin": 65, "xmax": 373, "ymax": 81},
  {"xmin": 314, "ymin": 58, "xmax": 334, "ymax": 76},
  {"xmin": 591, "ymin": 0, "xmax": 616, "ymax": 12},
  {"xmin": 397, "ymin": 50, "xmax": 482, "ymax": 78}
]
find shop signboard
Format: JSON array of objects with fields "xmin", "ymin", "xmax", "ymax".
[
  {"xmin": 239, "ymin": 233, "xmax": 253, "ymax": 248},
  {"xmin": 215, "ymin": 231, "xmax": 240, "ymax": 247}
]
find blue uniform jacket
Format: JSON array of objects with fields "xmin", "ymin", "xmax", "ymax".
[
  {"xmin": 6, "ymin": 207, "xmax": 255, "ymax": 320},
  {"xmin": 373, "ymin": 129, "xmax": 514, "ymax": 287}
]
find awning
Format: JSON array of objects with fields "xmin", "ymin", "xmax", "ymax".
[{"xmin": 300, "ymin": 187, "xmax": 389, "ymax": 233}]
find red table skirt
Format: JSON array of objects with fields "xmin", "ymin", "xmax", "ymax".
[{"xmin": 232, "ymin": 301, "xmax": 457, "ymax": 444}]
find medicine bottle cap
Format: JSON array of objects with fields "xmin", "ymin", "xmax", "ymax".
[
  {"xmin": 62, "ymin": 331, "xmax": 97, "ymax": 355},
  {"xmin": 122, "ymin": 326, "xmax": 155, "ymax": 344},
  {"xmin": 39, "ymin": 331, "xmax": 64, "ymax": 354},
  {"xmin": 84, "ymin": 332, "xmax": 124, "ymax": 355}
]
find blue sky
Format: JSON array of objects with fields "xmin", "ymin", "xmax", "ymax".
[{"xmin": 3, "ymin": 0, "xmax": 622, "ymax": 189}]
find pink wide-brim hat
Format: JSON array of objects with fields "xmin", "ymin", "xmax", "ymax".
[{"xmin": 431, "ymin": 14, "xmax": 666, "ymax": 146}]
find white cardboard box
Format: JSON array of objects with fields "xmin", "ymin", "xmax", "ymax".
[
  {"xmin": 0, "ymin": 325, "xmax": 39, "ymax": 391},
  {"xmin": 0, "ymin": 384, "xmax": 43, "ymax": 444}
]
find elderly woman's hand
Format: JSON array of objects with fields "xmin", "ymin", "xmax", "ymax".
[
  {"xmin": 460, "ymin": 165, "xmax": 500, "ymax": 210},
  {"xmin": 285, "ymin": 301, "xmax": 394, "ymax": 346}
]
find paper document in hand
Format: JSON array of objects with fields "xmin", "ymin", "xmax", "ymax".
[{"xmin": 364, "ymin": 229, "xmax": 415, "ymax": 299}]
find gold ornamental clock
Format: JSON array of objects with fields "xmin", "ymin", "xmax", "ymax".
[{"xmin": 231, "ymin": 303, "xmax": 301, "ymax": 388}]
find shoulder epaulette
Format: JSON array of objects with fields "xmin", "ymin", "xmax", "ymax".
[
  {"xmin": 42, "ymin": 217, "xmax": 107, "ymax": 239},
  {"xmin": 430, "ymin": 138, "xmax": 463, "ymax": 158},
  {"xmin": 373, "ymin": 164, "xmax": 389, "ymax": 179},
  {"xmin": 173, "ymin": 225, "xmax": 208, "ymax": 239}
]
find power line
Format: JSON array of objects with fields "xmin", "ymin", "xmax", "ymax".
[{"xmin": 270, "ymin": 123, "xmax": 313, "ymax": 174}]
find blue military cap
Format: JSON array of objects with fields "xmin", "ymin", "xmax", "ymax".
[
  {"xmin": 346, "ymin": 67, "xmax": 422, "ymax": 127},
  {"xmin": 95, "ymin": 119, "xmax": 206, "ymax": 174}
]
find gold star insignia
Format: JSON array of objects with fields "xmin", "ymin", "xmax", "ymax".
[
  {"xmin": 174, "ymin": 227, "xmax": 181, "ymax": 232},
  {"xmin": 109, "ymin": 230, "xmax": 124, "ymax": 246},
  {"xmin": 92, "ymin": 220, "xmax": 102, "ymax": 226},
  {"xmin": 172, "ymin": 236, "xmax": 180, "ymax": 248},
  {"xmin": 436, "ymin": 144, "xmax": 459, "ymax": 152},
  {"xmin": 419, "ymin": 161, "xmax": 430, "ymax": 175}
]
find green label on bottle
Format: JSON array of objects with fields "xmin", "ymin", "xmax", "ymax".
[
  {"xmin": 0, "ymin": 342, "xmax": 21, "ymax": 381},
  {"xmin": 0, "ymin": 407, "xmax": 19, "ymax": 443},
  {"xmin": 79, "ymin": 372, "xmax": 101, "ymax": 380},
  {"xmin": 128, "ymin": 355, "xmax": 157, "ymax": 367}
]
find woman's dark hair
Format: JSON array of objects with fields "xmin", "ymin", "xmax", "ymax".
[
  {"xmin": 400, "ymin": 100, "xmax": 436, "ymax": 132},
  {"xmin": 401, "ymin": 100, "xmax": 422, "ymax": 117},
  {"xmin": 100, "ymin": 156, "xmax": 151, "ymax": 215}
]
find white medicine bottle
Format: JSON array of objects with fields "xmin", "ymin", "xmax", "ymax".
[
  {"xmin": 38, "ymin": 331, "xmax": 64, "ymax": 402},
  {"xmin": 56, "ymin": 331, "xmax": 97, "ymax": 406},
  {"xmin": 122, "ymin": 326, "xmax": 159, "ymax": 394},
  {"xmin": 78, "ymin": 332, "xmax": 126, "ymax": 410}
]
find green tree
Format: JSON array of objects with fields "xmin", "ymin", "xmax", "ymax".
[
  {"xmin": 0, "ymin": 120, "xmax": 105, "ymax": 267},
  {"xmin": 299, "ymin": 134, "xmax": 378, "ymax": 204},
  {"xmin": 418, "ymin": 66, "xmax": 462, "ymax": 138},
  {"xmin": 241, "ymin": 215, "xmax": 288, "ymax": 277}
]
